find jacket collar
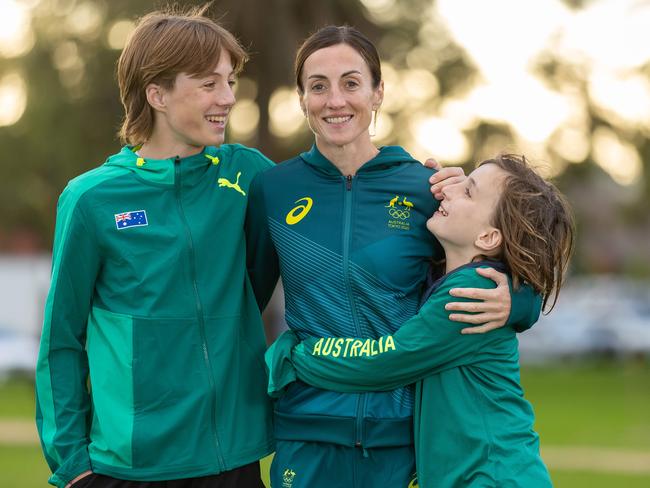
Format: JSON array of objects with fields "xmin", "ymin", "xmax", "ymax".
[
  {"xmin": 105, "ymin": 146, "xmax": 221, "ymax": 186},
  {"xmin": 299, "ymin": 144, "xmax": 419, "ymax": 176}
]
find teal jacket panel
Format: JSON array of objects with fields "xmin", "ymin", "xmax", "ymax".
[
  {"xmin": 248, "ymin": 144, "xmax": 442, "ymax": 447},
  {"xmin": 278, "ymin": 263, "xmax": 551, "ymax": 488},
  {"xmin": 35, "ymin": 145, "xmax": 276, "ymax": 487}
]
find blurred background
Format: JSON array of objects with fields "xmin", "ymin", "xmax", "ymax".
[{"xmin": 0, "ymin": 0, "xmax": 649, "ymax": 486}]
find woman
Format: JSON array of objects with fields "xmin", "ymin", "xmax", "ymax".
[
  {"xmin": 267, "ymin": 154, "xmax": 574, "ymax": 487},
  {"xmin": 245, "ymin": 26, "xmax": 539, "ymax": 487}
]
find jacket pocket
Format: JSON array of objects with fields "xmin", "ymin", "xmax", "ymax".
[
  {"xmin": 130, "ymin": 316, "xmax": 214, "ymax": 469},
  {"xmin": 87, "ymin": 308, "xmax": 135, "ymax": 469}
]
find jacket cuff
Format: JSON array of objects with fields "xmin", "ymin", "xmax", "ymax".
[
  {"xmin": 49, "ymin": 446, "xmax": 91, "ymax": 488},
  {"xmin": 265, "ymin": 331, "xmax": 299, "ymax": 398}
]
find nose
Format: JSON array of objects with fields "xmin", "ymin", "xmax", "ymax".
[
  {"xmin": 326, "ymin": 85, "xmax": 345, "ymax": 109},
  {"xmin": 217, "ymin": 82, "xmax": 236, "ymax": 108}
]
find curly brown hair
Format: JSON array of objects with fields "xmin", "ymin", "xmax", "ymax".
[{"xmin": 480, "ymin": 154, "xmax": 575, "ymax": 312}]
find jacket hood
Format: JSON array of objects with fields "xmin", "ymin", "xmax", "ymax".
[
  {"xmin": 105, "ymin": 145, "xmax": 221, "ymax": 186},
  {"xmin": 300, "ymin": 144, "xmax": 420, "ymax": 176}
]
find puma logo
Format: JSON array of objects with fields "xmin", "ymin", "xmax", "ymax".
[{"xmin": 217, "ymin": 172, "xmax": 246, "ymax": 196}]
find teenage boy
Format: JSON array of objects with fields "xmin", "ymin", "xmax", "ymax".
[{"xmin": 35, "ymin": 7, "xmax": 276, "ymax": 488}]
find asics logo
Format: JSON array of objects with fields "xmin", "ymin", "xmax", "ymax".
[{"xmin": 286, "ymin": 197, "xmax": 313, "ymax": 225}]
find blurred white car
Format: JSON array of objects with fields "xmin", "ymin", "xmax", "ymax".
[
  {"xmin": 519, "ymin": 276, "xmax": 650, "ymax": 361},
  {"xmin": 0, "ymin": 328, "xmax": 38, "ymax": 376}
]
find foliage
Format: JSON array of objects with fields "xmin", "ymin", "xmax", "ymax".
[{"xmin": 0, "ymin": 0, "xmax": 648, "ymax": 275}]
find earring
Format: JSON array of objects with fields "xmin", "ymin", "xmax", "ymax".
[{"xmin": 369, "ymin": 109, "xmax": 378, "ymax": 138}]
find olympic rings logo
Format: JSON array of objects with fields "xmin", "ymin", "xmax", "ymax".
[
  {"xmin": 286, "ymin": 197, "xmax": 313, "ymax": 225},
  {"xmin": 389, "ymin": 208, "xmax": 410, "ymax": 220}
]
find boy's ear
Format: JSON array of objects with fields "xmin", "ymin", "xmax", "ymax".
[
  {"xmin": 475, "ymin": 227, "xmax": 502, "ymax": 253},
  {"xmin": 145, "ymin": 83, "xmax": 166, "ymax": 112}
]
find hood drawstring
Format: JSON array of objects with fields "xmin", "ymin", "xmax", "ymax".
[{"xmin": 206, "ymin": 154, "xmax": 220, "ymax": 165}]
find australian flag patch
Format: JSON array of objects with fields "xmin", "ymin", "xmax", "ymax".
[{"xmin": 115, "ymin": 210, "xmax": 148, "ymax": 230}]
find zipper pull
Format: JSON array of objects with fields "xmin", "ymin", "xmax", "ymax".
[
  {"xmin": 355, "ymin": 441, "xmax": 369, "ymax": 458},
  {"xmin": 174, "ymin": 156, "xmax": 181, "ymax": 187},
  {"xmin": 346, "ymin": 174, "xmax": 352, "ymax": 191}
]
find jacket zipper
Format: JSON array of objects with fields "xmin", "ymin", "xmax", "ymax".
[
  {"xmin": 342, "ymin": 174, "xmax": 367, "ymax": 452},
  {"xmin": 174, "ymin": 157, "xmax": 225, "ymax": 470}
]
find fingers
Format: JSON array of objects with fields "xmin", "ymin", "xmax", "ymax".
[
  {"xmin": 431, "ymin": 176, "xmax": 466, "ymax": 200},
  {"xmin": 446, "ymin": 300, "xmax": 502, "ymax": 313},
  {"xmin": 449, "ymin": 312, "xmax": 505, "ymax": 324},
  {"xmin": 429, "ymin": 167, "xmax": 465, "ymax": 185},
  {"xmin": 429, "ymin": 166, "xmax": 465, "ymax": 201},
  {"xmin": 448, "ymin": 287, "xmax": 498, "ymax": 301},
  {"xmin": 475, "ymin": 266, "xmax": 509, "ymax": 285},
  {"xmin": 461, "ymin": 322, "xmax": 504, "ymax": 334},
  {"xmin": 423, "ymin": 158, "xmax": 442, "ymax": 170},
  {"xmin": 448, "ymin": 271, "xmax": 511, "ymax": 332},
  {"xmin": 66, "ymin": 471, "xmax": 93, "ymax": 488}
]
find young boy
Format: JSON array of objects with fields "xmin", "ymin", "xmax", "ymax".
[
  {"xmin": 35, "ymin": 7, "xmax": 277, "ymax": 488},
  {"xmin": 267, "ymin": 154, "xmax": 575, "ymax": 487}
]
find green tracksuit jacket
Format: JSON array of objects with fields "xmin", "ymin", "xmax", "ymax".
[
  {"xmin": 35, "ymin": 144, "xmax": 275, "ymax": 487},
  {"xmin": 248, "ymin": 144, "xmax": 539, "ymax": 451},
  {"xmin": 267, "ymin": 262, "xmax": 551, "ymax": 488}
]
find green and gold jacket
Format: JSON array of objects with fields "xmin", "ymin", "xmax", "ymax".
[
  {"xmin": 248, "ymin": 145, "xmax": 539, "ymax": 450},
  {"xmin": 36, "ymin": 144, "xmax": 275, "ymax": 487}
]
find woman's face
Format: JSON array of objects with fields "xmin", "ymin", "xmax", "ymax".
[
  {"xmin": 299, "ymin": 43, "xmax": 383, "ymax": 150},
  {"xmin": 427, "ymin": 163, "xmax": 507, "ymax": 253}
]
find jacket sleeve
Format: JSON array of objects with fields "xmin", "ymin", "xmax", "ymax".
[
  {"xmin": 245, "ymin": 172, "xmax": 279, "ymax": 312},
  {"xmin": 35, "ymin": 188, "xmax": 100, "ymax": 488},
  {"xmin": 508, "ymin": 280, "xmax": 542, "ymax": 332},
  {"xmin": 290, "ymin": 270, "xmax": 516, "ymax": 393}
]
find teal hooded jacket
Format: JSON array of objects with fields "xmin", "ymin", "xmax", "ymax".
[
  {"xmin": 35, "ymin": 144, "xmax": 275, "ymax": 487},
  {"xmin": 247, "ymin": 145, "xmax": 539, "ymax": 450}
]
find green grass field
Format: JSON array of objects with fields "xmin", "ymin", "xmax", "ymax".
[{"xmin": 2, "ymin": 359, "xmax": 649, "ymax": 487}]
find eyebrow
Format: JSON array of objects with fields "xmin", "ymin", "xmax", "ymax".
[
  {"xmin": 205, "ymin": 69, "xmax": 235, "ymax": 77},
  {"xmin": 468, "ymin": 176, "xmax": 478, "ymax": 191},
  {"xmin": 307, "ymin": 70, "xmax": 363, "ymax": 80}
]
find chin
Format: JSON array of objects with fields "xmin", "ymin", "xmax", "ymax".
[
  {"xmin": 201, "ymin": 134, "xmax": 225, "ymax": 148},
  {"xmin": 425, "ymin": 216, "xmax": 437, "ymax": 234},
  {"xmin": 427, "ymin": 214, "xmax": 448, "ymax": 234},
  {"xmin": 319, "ymin": 129, "xmax": 364, "ymax": 147}
]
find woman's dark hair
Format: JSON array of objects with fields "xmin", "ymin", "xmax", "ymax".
[{"xmin": 294, "ymin": 25, "xmax": 381, "ymax": 94}]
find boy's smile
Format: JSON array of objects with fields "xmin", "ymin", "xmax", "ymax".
[
  {"xmin": 428, "ymin": 163, "xmax": 507, "ymax": 270},
  {"xmin": 146, "ymin": 49, "xmax": 237, "ymax": 158}
]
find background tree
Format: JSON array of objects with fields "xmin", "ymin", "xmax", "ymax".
[{"xmin": 0, "ymin": 0, "xmax": 648, "ymax": 276}]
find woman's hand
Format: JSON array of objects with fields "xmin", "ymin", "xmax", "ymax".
[
  {"xmin": 423, "ymin": 158, "xmax": 466, "ymax": 200},
  {"xmin": 445, "ymin": 267, "xmax": 511, "ymax": 334}
]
